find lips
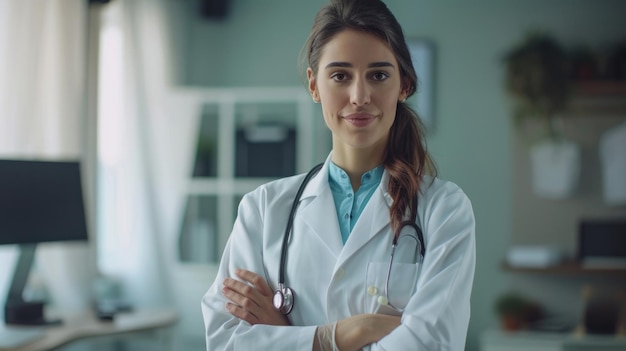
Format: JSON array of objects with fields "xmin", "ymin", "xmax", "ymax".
[{"xmin": 343, "ymin": 112, "xmax": 377, "ymax": 127}]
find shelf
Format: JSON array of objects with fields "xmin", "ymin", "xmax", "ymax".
[
  {"xmin": 572, "ymin": 81, "xmax": 626, "ymax": 97},
  {"xmin": 501, "ymin": 261, "xmax": 626, "ymax": 275},
  {"xmin": 175, "ymin": 86, "xmax": 331, "ymax": 265},
  {"xmin": 566, "ymin": 82, "xmax": 626, "ymax": 117}
]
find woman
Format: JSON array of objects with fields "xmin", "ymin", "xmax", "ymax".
[{"xmin": 202, "ymin": 0, "xmax": 475, "ymax": 350}]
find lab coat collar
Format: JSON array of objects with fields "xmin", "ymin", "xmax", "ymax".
[
  {"xmin": 380, "ymin": 170, "xmax": 394, "ymax": 207},
  {"xmin": 298, "ymin": 155, "xmax": 344, "ymax": 258},
  {"xmin": 337, "ymin": 187, "xmax": 389, "ymax": 267},
  {"xmin": 298, "ymin": 154, "xmax": 395, "ymax": 266}
]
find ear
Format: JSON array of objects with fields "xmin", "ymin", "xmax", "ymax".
[
  {"xmin": 307, "ymin": 67, "xmax": 320, "ymax": 103},
  {"xmin": 398, "ymin": 78, "xmax": 411, "ymax": 102}
]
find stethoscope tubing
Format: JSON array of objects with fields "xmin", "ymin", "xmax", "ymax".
[
  {"xmin": 274, "ymin": 163, "xmax": 323, "ymax": 315},
  {"xmin": 278, "ymin": 163, "xmax": 323, "ymax": 284},
  {"xmin": 384, "ymin": 224, "xmax": 424, "ymax": 312}
]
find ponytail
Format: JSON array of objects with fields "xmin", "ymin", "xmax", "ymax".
[{"xmin": 384, "ymin": 102, "xmax": 436, "ymax": 234}]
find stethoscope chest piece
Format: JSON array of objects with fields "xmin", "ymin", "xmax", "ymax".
[{"xmin": 273, "ymin": 284, "xmax": 294, "ymax": 315}]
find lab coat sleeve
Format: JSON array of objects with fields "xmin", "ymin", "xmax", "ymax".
[
  {"xmin": 369, "ymin": 188, "xmax": 476, "ymax": 351},
  {"xmin": 201, "ymin": 189, "xmax": 317, "ymax": 351}
]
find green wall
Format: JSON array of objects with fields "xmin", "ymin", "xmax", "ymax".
[{"xmin": 172, "ymin": 1, "xmax": 626, "ymax": 350}]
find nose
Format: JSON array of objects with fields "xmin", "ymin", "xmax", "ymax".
[{"xmin": 350, "ymin": 77, "xmax": 371, "ymax": 107}]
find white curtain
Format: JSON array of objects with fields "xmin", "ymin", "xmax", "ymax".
[
  {"xmin": 0, "ymin": 0, "xmax": 94, "ymax": 318},
  {"xmin": 0, "ymin": 0, "xmax": 193, "ymax": 323},
  {"xmin": 97, "ymin": 0, "xmax": 193, "ymax": 309}
]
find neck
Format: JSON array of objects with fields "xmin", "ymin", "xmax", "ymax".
[{"xmin": 331, "ymin": 145, "xmax": 384, "ymax": 191}]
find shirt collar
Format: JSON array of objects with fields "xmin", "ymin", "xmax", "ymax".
[{"xmin": 328, "ymin": 162, "xmax": 384, "ymax": 190}]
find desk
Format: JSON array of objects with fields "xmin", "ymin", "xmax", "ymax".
[{"xmin": 0, "ymin": 309, "xmax": 178, "ymax": 351}]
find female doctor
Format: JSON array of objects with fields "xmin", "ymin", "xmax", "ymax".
[{"xmin": 201, "ymin": 0, "xmax": 476, "ymax": 350}]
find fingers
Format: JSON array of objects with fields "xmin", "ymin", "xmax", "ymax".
[
  {"xmin": 226, "ymin": 302, "xmax": 259, "ymax": 325},
  {"xmin": 221, "ymin": 270, "xmax": 270, "ymax": 305},
  {"xmin": 222, "ymin": 269, "xmax": 271, "ymax": 324},
  {"xmin": 222, "ymin": 279, "xmax": 263, "ymax": 316},
  {"xmin": 221, "ymin": 269, "xmax": 291, "ymax": 326},
  {"xmin": 234, "ymin": 269, "xmax": 273, "ymax": 296}
]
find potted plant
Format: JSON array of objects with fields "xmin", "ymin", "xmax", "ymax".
[
  {"xmin": 504, "ymin": 32, "xmax": 570, "ymax": 139},
  {"xmin": 495, "ymin": 292, "xmax": 543, "ymax": 331},
  {"xmin": 504, "ymin": 33, "xmax": 581, "ymax": 199}
]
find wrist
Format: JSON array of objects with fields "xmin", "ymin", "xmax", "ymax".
[
  {"xmin": 357, "ymin": 314, "xmax": 382, "ymax": 344},
  {"xmin": 335, "ymin": 315, "xmax": 376, "ymax": 351}
]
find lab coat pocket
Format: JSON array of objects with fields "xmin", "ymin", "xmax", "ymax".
[{"xmin": 365, "ymin": 261, "xmax": 419, "ymax": 315}]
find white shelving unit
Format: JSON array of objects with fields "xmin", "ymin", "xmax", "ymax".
[{"xmin": 175, "ymin": 86, "xmax": 330, "ymax": 265}]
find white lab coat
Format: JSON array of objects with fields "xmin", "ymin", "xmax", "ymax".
[{"xmin": 202, "ymin": 157, "xmax": 476, "ymax": 350}]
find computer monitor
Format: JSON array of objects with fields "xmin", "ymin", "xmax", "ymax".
[{"xmin": 0, "ymin": 159, "xmax": 89, "ymax": 325}]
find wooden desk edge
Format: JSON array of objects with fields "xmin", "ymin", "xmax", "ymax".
[{"xmin": 3, "ymin": 309, "xmax": 178, "ymax": 351}]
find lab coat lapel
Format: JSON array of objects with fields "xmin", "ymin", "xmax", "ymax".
[
  {"xmin": 337, "ymin": 172, "xmax": 392, "ymax": 266},
  {"xmin": 297, "ymin": 162, "xmax": 344, "ymax": 258}
]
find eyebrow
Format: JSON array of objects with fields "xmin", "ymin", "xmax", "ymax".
[{"xmin": 324, "ymin": 61, "xmax": 395, "ymax": 69}]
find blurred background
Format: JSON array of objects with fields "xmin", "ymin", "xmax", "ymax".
[{"xmin": 0, "ymin": 0, "xmax": 625, "ymax": 350}]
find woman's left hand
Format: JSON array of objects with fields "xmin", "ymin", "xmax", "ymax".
[{"xmin": 222, "ymin": 269, "xmax": 291, "ymax": 326}]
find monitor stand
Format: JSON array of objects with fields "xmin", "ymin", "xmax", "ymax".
[{"xmin": 4, "ymin": 244, "xmax": 62, "ymax": 325}]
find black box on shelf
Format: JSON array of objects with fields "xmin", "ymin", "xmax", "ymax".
[
  {"xmin": 578, "ymin": 219, "xmax": 626, "ymax": 268},
  {"xmin": 235, "ymin": 125, "xmax": 296, "ymax": 178}
]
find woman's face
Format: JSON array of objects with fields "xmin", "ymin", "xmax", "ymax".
[{"xmin": 308, "ymin": 29, "xmax": 408, "ymax": 155}]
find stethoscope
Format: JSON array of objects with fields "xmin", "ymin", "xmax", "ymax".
[
  {"xmin": 377, "ymin": 222, "xmax": 424, "ymax": 312},
  {"xmin": 273, "ymin": 163, "xmax": 426, "ymax": 315}
]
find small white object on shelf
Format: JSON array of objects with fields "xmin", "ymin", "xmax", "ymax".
[{"xmin": 506, "ymin": 245, "xmax": 564, "ymax": 268}]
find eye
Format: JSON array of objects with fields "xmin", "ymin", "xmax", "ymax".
[
  {"xmin": 371, "ymin": 71, "xmax": 389, "ymax": 81},
  {"xmin": 330, "ymin": 72, "xmax": 349, "ymax": 82}
]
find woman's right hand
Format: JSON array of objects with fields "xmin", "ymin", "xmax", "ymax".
[{"xmin": 222, "ymin": 269, "xmax": 291, "ymax": 326}]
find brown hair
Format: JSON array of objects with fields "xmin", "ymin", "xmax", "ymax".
[{"xmin": 301, "ymin": 0, "xmax": 437, "ymax": 234}]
